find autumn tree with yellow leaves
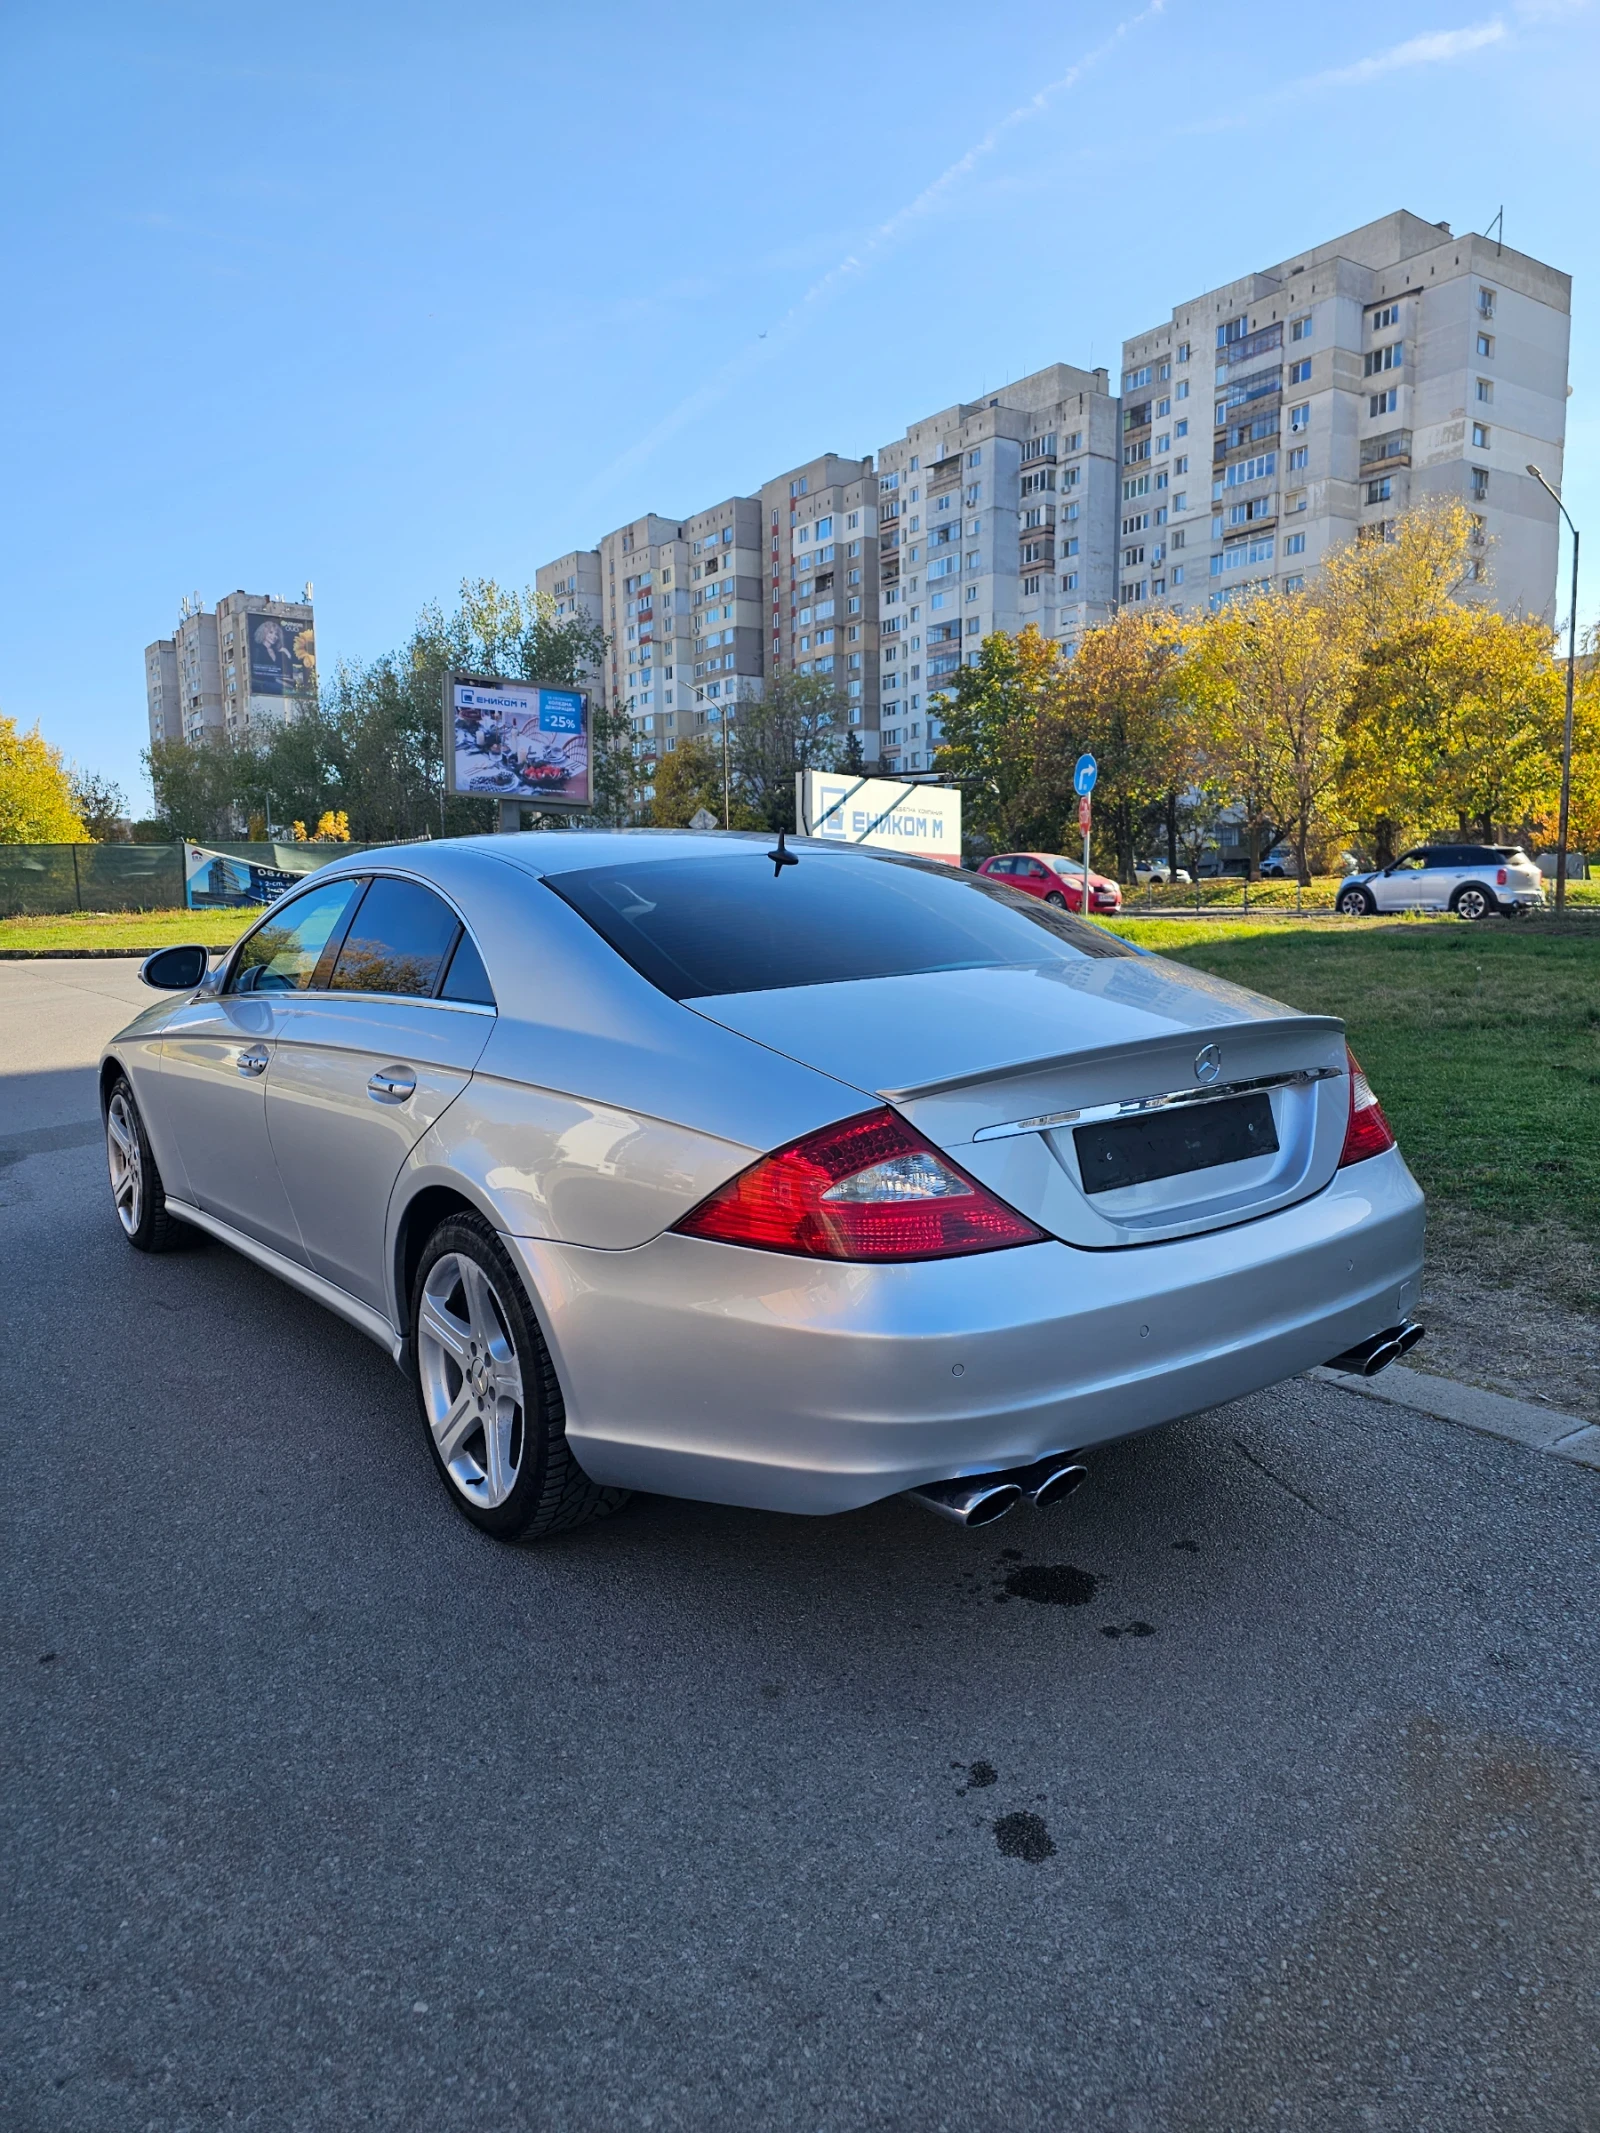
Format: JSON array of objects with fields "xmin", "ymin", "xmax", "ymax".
[{"xmin": 0, "ymin": 714, "xmax": 91, "ymax": 843}]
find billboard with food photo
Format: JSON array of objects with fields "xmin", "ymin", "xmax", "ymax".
[{"xmin": 445, "ymin": 676, "xmax": 591, "ymax": 807}]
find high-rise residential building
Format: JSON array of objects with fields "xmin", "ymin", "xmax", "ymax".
[
  {"xmin": 590, "ymin": 513, "xmax": 695, "ymax": 799},
  {"xmin": 684, "ymin": 493, "xmax": 765, "ymax": 741},
  {"xmin": 1118, "ymin": 212, "xmax": 1570, "ymax": 621},
  {"xmin": 872, "ymin": 365, "xmax": 1120, "ymax": 774},
  {"xmin": 535, "ymin": 549, "xmax": 604, "ymax": 636},
  {"xmin": 145, "ymin": 588, "xmax": 317, "ymax": 749},
  {"xmin": 755, "ymin": 454, "xmax": 881, "ymax": 757}
]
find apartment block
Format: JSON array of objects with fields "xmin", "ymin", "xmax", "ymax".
[
  {"xmin": 535, "ymin": 549, "xmax": 604, "ymax": 637},
  {"xmin": 592, "ymin": 514, "xmax": 696, "ymax": 797},
  {"xmin": 872, "ymin": 365, "xmax": 1120, "ymax": 774},
  {"xmin": 685, "ymin": 493, "xmax": 765, "ymax": 743},
  {"xmin": 755, "ymin": 455, "xmax": 880, "ymax": 756},
  {"xmin": 1119, "ymin": 212, "xmax": 1570, "ymax": 620},
  {"xmin": 145, "ymin": 587, "xmax": 316, "ymax": 749}
]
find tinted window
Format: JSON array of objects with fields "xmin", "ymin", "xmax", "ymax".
[
  {"xmin": 330, "ymin": 878, "xmax": 461, "ymax": 997},
  {"xmin": 984, "ymin": 857, "xmax": 1016, "ymax": 875},
  {"xmin": 440, "ymin": 929, "xmax": 495, "ymax": 1007},
  {"xmin": 543, "ymin": 848, "xmax": 1135, "ymax": 1001},
  {"xmin": 230, "ymin": 879, "xmax": 362, "ymax": 994}
]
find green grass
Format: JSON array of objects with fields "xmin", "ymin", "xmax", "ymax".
[
  {"xmin": 1107, "ymin": 916, "xmax": 1600, "ymax": 1239},
  {"xmin": 0, "ymin": 907, "xmax": 254, "ymax": 952}
]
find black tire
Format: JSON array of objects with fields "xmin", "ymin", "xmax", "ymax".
[
  {"xmin": 1045, "ymin": 890, "xmax": 1068, "ymax": 908},
  {"xmin": 104, "ymin": 1073, "xmax": 186, "ymax": 1253},
  {"xmin": 1336, "ymin": 887, "xmax": 1374, "ymax": 916},
  {"xmin": 1451, "ymin": 883, "xmax": 1498, "ymax": 922},
  {"xmin": 411, "ymin": 1212, "xmax": 628, "ymax": 1542}
]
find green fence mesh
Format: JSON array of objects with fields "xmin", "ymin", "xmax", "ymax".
[{"xmin": 0, "ymin": 842, "xmax": 381, "ymax": 917}]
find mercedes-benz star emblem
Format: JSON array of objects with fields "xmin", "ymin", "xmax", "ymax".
[{"xmin": 1194, "ymin": 1043, "xmax": 1222, "ymax": 1085}]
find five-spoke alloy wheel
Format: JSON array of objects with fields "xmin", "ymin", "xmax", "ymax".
[
  {"xmin": 104, "ymin": 1075, "xmax": 183, "ymax": 1252},
  {"xmin": 410, "ymin": 1213, "xmax": 628, "ymax": 1541}
]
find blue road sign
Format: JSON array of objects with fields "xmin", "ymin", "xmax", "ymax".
[{"xmin": 1074, "ymin": 753, "xmax": 1098, "ymax": 797}]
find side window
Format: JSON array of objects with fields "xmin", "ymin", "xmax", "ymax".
[
  {"xmin": 329, "ymin": 877, "xmax": 461, "ymax": 997},
  {"xmin": 439, "ymin": 929, "xmax": 496, "ymax": 1007},
  {"xmin": 229, "ymin": 879, "xmax": 362, "ymax": 994},
  {"xmin": 1391, "ymin": 853, "xmax": 1425, "ymax": 874}
]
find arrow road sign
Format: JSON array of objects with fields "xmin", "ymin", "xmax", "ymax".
[{"xmin": 1074, "ymin": 752, "xmax": 1098, "ymax": 797}]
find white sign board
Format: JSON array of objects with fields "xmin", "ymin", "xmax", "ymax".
[{"xmin": 798, "ymin": 772, "xmax": 962, "ymax": 864}]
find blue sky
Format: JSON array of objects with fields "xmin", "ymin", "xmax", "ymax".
[{"xmin": 2, "ymin": 0, "xmax": 1595, "ymax": 809}]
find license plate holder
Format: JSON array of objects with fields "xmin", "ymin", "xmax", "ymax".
[{"xmin": 1073, "ymin": 1092, "xmax": 1279, "ymax": 1196}]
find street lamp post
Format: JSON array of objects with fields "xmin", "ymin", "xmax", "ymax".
[{"xmin": 1527, "ymin": 463, "xmax": 1580, "ymax": 917}]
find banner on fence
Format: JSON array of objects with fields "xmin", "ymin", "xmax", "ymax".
[{"xmin": 184, "ymin": 845, "xmax": 302, "ymax": 910}]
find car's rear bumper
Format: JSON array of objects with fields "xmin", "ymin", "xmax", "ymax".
[{"xmin": 505, "ymin": 1148, "xmax": 1425, "ymax": 1516}]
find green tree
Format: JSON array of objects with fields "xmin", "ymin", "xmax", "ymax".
[
  {"xmin": 934, "ymin": 625, "xmax": 1071, "ymax": 852},
  {"xmin": 731, "ymin": 671, "xmax": 849, "ymax": 831},
  {"xmin": 1061, "ymin": 610, "xmax": 1192, "ymax": 879},
  {"xmin": 0, "ymin": 714, "xmax": 89, "ymax": 842},
  {"xmin": 69, "ymin": 768, "xmax": 128, "ymax": 842},
  {"xmin": 649, "ymin": 735, "xmax": 762, "ymax": 828}
]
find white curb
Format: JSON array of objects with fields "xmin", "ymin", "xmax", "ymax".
[{"xmin": 1310, "ymin": 1362, "xmax": 1600, "ymax": 1470}]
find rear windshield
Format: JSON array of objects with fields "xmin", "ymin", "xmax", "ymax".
[{"xmin": 542, "ymin": 846, "xmax": 1135, "ymax": 1001}]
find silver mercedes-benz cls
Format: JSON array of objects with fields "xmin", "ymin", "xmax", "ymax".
[{"xmin": 100, "ymin": 831, "xmax": 1424, "ymax": 1539}]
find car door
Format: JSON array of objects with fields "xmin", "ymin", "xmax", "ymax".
[
  {"xmin": 264, "ymin": 875, "xmax": 496, "ymax": 1311},
  {"xmin": 1371, "ymin": 850, "xmax": 1429, "ymax": 912},
  {"xmin": 156, "ymin": 876, "xmax": 364, "ymax": 1255}
]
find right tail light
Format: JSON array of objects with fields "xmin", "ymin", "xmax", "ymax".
[{"xmin": 1338, "ymin": 1046, "xmax": 1397, "ymax": 1167}]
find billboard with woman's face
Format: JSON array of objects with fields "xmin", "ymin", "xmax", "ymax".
[
  {"xmin": 444, "ymin": 675, "xmax": 591, "ymax": 807},
  {"xmin": 247, "ymin": 614, "xmax": 318, "ymax": 697}
]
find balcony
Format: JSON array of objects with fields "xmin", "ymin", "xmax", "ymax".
[
  {"xmin": 1360, "ymin": 429, "xmax": 1413, "ymax": 469},
  {"xmin": 1216, "ymin": 321, "xmax": 1283, "ymax": 374}
]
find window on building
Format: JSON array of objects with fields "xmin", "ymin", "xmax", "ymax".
[
  {"xmin": 1174, "ymin": 456, "xmax": 1188, "ymax": 475},
  {"xmin": 1470, "ymin": 466, "xmax": 1490, "ymax": 500},
  {"xmin": 1176, "ymin": 341, "xmax": 1191, "ymax": 362},
  {"xmin": 1367, "ymin": 478, "xmax": 1392, "ymax": 504},
  {"xmin": 1289, "ymin": 358, "xmax": 1312, "ymax": 385},
  {"xmin": 1472, "ymin": 421, "xmax": 1491, "ymax": 449},
  {"xmin": 1476, "ymin": 331, "xmax": 1495, "ymax": 359},
  {"xmin": 1159, "ymin": 361, "xmax": 1171, "ymax": 381},
  {"xmin": 1478, "ymin": 287, "xmax": 1496, "ymax": 319},
  {"xmin": 1283, "ymin": 532, "xmax": 1307, "ymax": 556},
  {"xmin": 1371, "ymin": 304, "xmax": 1399, "ymax": 332},
  {"xmin": 1290, "ymin": 315, "xmax": 1313, "ymax": 342},
  {"xmin": 1363, "ymin": 342, "xmax": 1403, "ymax": 376},
  {"xmin": 1474, "ymin": 378, "xmax": 1494, "ymax": 407},
  {"xmin": 1369, "ymin": 389, "xmax": 1398, "ymax": 418},
  {"xmin": 1022, "ymin": 574, "xmax": 1041, "ymax": 595}
]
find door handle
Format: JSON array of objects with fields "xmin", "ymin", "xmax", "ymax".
[
  {"xmin": 237, "ymin": 1045, "xmax": 269, "ymax": 1077},
  {"xmin": 368, "ymin": 1067, "xmax": 417, "ymax": 1104}
]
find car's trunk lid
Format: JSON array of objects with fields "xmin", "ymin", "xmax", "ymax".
[{"xmin": 690, "ymin": 958, "xmax": 1350, "ymax": 1248}]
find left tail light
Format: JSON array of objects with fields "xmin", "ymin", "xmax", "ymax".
[
  {"xmin": 672, "ymin": 1106, "xmax": 1046, "ymax": 1262},
  {"xmin": 1338, "ymin": 1046, "xmax": 1397, "ymax": 1167}
]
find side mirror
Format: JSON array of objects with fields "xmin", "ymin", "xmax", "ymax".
[{"xmin": 140, "ymin": 943, "xmax": 211, "ymax": 991}]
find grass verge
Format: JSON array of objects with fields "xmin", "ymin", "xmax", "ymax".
[
  {"xmin": 0, "ymin": 907, "xmax": 253, "ymax": 953},
  {"xmin": 1109, "ymin": 915, "xmax": 1600, "ymax": 1286}
]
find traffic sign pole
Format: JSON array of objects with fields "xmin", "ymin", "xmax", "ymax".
[{"xmin": 1080, "ymin": 795, "xmax": 1092, "ymax": 917}]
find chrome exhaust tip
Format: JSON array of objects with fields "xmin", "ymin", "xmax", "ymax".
[
  {"xmin": 906, "ymin": 1478, "xmax": 1025, "ymax": 1527},
  {"xmin": 1326, "ymin": 1320, "xmax": 1424, "ymax": 1378},
  {"xmin": 1026, "ymin": 1461, "xmax": 1090, "ymax": 1510}
]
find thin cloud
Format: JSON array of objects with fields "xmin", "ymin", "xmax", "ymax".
[
  {"xmin": 1298, "ymin": 19, "xmax": 1506, "ymax": 91},
  {"xmin": 577, "ymin": 0, "xmax": 1166, "ymax": 511}
]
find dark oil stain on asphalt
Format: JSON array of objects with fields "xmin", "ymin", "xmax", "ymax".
[
  {"xmin": 959, "ymin": 1760, "xmax": 998, "ymax": 1794},
  {"xmin": 994, "ymin": 1812, "xmax": 1056, "ymax": 1863},
  {"xmin": 1171, "ymin": 1538, "xmax": 1200, "ymax": 1553},
  {"xmin": 1000, "ymin": 1564, "xmax": 1099, "ymax": 1607},
  {"xmin": 1101, "ymin": 1621, "xmax": 1156, "ymax": 1639}
]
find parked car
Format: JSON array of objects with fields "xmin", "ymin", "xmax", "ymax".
[
  {"xmin": 977, "ymin": 851, "xmax": 1122, "ymax": 913},
  {"xmin": 101, "ymin": 833, "xmax": 1423, "ymax": 1539},
  {"xmin": 1335, "ymin": 844, "xmax": 1546, "ymax": 920},
  {"xmin": 1134, "ymin": 860, "xmax": 1193, "ymax": 886},
  {"xmin": 1260, "ymin": 847, "xmax": 1294, "ymax": 879}
]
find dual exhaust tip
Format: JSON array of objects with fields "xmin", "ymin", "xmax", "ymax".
[
  {"xmin": 907, "ymin": 1454, "xmax": 1089, "ymax": 1529},
  {"xmin": 1325, "ymin": 1318, "xmax": 1425, "ymax": 1379}
]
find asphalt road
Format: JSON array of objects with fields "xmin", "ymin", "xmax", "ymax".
[{"xmin": 3, "ymin": 959, "xmax": 1598, "ymax": 2132}]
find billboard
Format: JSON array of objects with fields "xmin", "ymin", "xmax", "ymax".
[
  {"xmin": 246, "ymin": 613, "xmax": 318, "ymax": 698},
  {"xmin": 798, "ymin": 772, "xmax": 962, "ymax": 864},
  {"xmin": 184, "ymin": 845, "xmax": 302, "ymax": 909},
  {"xmin": 444, "ymin": 675, "xmax": 591, "ymax": 807}
]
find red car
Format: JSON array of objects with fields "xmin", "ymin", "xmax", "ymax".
[{"xmin": 977, "ymin": 851, "xmax": 1122, "ymax": 914}]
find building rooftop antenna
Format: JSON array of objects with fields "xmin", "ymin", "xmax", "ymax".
[{"xmin": 1487, "ymin": 205, "xmax": 1504, "ymax": 256}]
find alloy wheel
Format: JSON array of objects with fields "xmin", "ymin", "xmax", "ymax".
[
  {"xmin": 106, "ymin": 1091, "xmax": 143, "ymax": 1236},
  {"xmin": 417, "ymin": 1252, "xmax": 526, "ymax": 1509},
  {"xmin": 1456, "ymin": 887, "xmax": 1491, "ymax": 921}
]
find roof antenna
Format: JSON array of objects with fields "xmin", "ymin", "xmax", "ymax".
[
  {"xmin": 1487, "ymin": 205, "xmax": 1504, "ymax": 256},
  {"xmin": 768, "ymin": 827, "xmax": 799, "ymax": 877}
]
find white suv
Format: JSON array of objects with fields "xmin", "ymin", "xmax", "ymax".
[{"xmin": 1336, "ymin": 845, "xmax": 1546, "ymax": 920}]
